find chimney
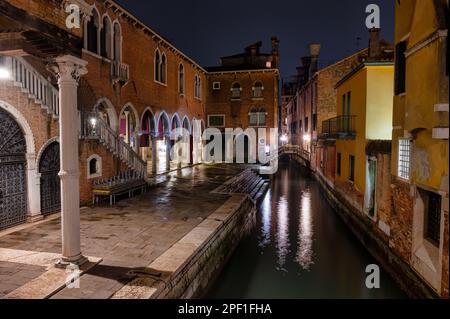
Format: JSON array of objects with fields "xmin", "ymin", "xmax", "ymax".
[
  {"xmin": 309, "ymin": 43, "xmax": 321, "ymax": 77},
  {"xmin": 299, "ymin": 56, "xmax": 311, "ymax": 84},
  {"xmin": 271, "ymin": 36, "xmax": 280, "ymax": 68},
  {"xmin": 368, "ymin": 28, "xmax": 381, "ymax": 59}
]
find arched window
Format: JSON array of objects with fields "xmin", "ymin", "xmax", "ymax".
[
  {"xmin": 179, "ymin": 64, "xmax": 185, "ymax": 94},
  {"xmin": 249, "ymin": 107, "xmax": 267, "ymax": 126},
  {"xmin": 160, "ymin": 53, "xmax": 167, "ymax": 84},
  {"xmin": 155, "ymin": 50, "xmax": 167, "ymax": 84},
  {"xmin": 258, "ymin": 107, "xmax": 267, "ymax": 126},
  {"xmin": 249, "ymin": 108, "xmax": 258, "ymax": 126},
  {"xmin": 155, "ymin": 50, "xmax": 161, "ymax": 82},
  {"xmin": 86, "ymin": 9, "xmax": 99, "ymax": 53},
  {"xmin": 253, "ymin": 81, "xmax": 264, "ymax": 98},
  {"xmin": 231, "ymin": 83, "xmax": 241, "ymax": 99},
  {"xmin": 113, "ymin": 22, "xmax": 122, "ymax": 62},
  {"xmin": 87, "ymin": 154, "xmax": 102, "ymax": 179},
  {"xmin": 194, "ymin": 75, "xmax": 201, "ymax": 99},
  {"xmin": 100, "ymin": 16, "xmax": 112, "ymax": 58}
]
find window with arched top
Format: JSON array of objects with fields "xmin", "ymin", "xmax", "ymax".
[
  {"xmin": 155, "ymin": 50, "xmax": 167, "ymax": 84},
  {"xmin": 155, "ymin": 50, "xmax": 161, "ymax": 82},
  {"xmin": 231, "ymin": 83, "xmax": 241, "ymax": 99},
  {"xmin": 194, "ymin": 75, "xmax": 201, "ymax": 99},
  {"xmin": 87, "ymin": 154, "xmax": 102, "ymax": 179},
  {"xmin": 249, "ymin": 107, "xmax": 267, "ymax": 127},
  {"xmin": 179, "ymin": 64, "xmax": 185, "ymax": 94},
  {"xmin": 258, "ymin": 107, "xmax": 267, "ymax": 126},
  {"xmin": 113, "ymin": 22, "xmax": 122, "ymax": 62},
  {"xmin": 249, "ymin": 108, "xmax": 258, "ymax": 126},
  {"xmin": 253, "ymin": 81, "xmax": 264, "ymax": 98},
  {"xmin": 100, "ymin": 16, "xmax": 112, "ymax": 59},
  {"xmin": 160, "ymin": 53, "xmax": 167, "ymax": 84},
  {"xmin": 86, "ymin": 9, "xmax": 100, "ymax": 53}
]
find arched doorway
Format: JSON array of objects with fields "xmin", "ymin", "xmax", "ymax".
[
  {"xmin": 39, "ymin": 141, "xmax": 60, "ymax": 215},
  {"xmin": 140, "ymin": 109, "xmax": 156, "ymax": 174},
  {"xmin": 157, "ymin": 112, "xmax": 171, "ymax": 173},
  {"xmin": 94, "ymin": 98, "xmax": 119, "ymax": 133},
  {"xmin": 119, "ymin": 104, "xmax": 139, "ymax": 152},
  {"xmin": 0, "ymin": 108, "xmax": 27, "ymax": 230}
]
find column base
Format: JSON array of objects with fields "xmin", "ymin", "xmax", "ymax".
[
  {"xmin": 27, "ymin": 215, "xmax": 44, "ymax": 223},
  {"xmin": 55, "ymin": 254, "xmax": 88, "ymax": 268}
]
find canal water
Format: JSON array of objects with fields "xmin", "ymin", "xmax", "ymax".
[{"xmin": 207, "ymin": 159, "xmax": 406, "ymax": 299}]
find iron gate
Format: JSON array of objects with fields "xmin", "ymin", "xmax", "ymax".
[
  {"xmin": 39, "ymin": 141, "xmax": 60, "ymax": 214},
  {"xmin": 0, "ymin": 109, "xmax": 27, "ymax": 230}
]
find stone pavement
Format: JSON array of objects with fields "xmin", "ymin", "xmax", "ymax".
[{"xmin": 0, "ymin": 164, "xmax": 250, "ymax": 299}]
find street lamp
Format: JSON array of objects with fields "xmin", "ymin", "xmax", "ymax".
[
  {"xmin": 89, "ymin": 117, "xmax": 97, "ymax": 136},
  {"xmin": 303, "ymin": 134, "xmax": 311, "ymax": 143},
  {"xmin": 280, "ymin": 134, "xmax": 288, "ymax": 144},
  {"xmin": 0, "ymin": 67, "xmax": 11, "ymax": 80}
]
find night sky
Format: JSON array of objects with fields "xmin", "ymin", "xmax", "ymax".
[{"xmin": 115, "ymin": 0, "xmax": 394, "ymax": 80}]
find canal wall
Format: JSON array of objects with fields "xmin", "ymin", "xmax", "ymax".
[
  {"xmin": 314, "ymin": 169, "xmax": 439, "ymax": 298},
  {"xmin": 287, "ymin": 153, "xmax": 439, "ymax": 298},
  {"xmin": 112, "ymin": 194, "xmax": 257, "ymax": 299}
]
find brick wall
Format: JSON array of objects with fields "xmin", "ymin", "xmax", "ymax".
[
  {"xmin": 389, "ymin": 178, "xmax": 413, "ymax": 261},
  {"xmin": 206, "ymin": 71, "xmax": 278, "ymax": 133},
  {"xmin": 0, "ymin": 81, "xmax": 59, "ymax": 155}
]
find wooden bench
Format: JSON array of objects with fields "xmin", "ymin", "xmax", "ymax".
[{"xmin": 92, "ymin": 179, "xmax": 148, "ymax": 205}]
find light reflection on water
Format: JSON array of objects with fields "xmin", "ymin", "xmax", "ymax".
[
  {"xmin": 207, "ymin": 160, "xmax": 407, "ymax": 299},
  {"xmin": 259, "ymin": 192, "xmax": 271, "ymax": 248},
  {"xmin": 296, "ymin": 192, "xmax": 314, "ymax": 270},
  {"xmin": 275, "ymin": 196, "xmax": 289, "ymax": 271}
]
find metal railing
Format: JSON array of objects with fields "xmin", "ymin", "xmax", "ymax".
[
  {"xmin": 321, "ymin": 115, "xmax": 356, "ymax": 139},
  {"xmin": 81, "ymin": 114, "xmax": 147, "ymax": 177},
  {"xmin": 1, "ymin": 55, "xmax": 59, "ymax": 118},
  {"xmin": 111, "ymin": 61, "xmax": 129, "ymax": 83}
]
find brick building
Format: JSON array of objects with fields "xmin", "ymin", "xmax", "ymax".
[{"xmin": 0, "ymin": 0, "xmax": 280, "ymax": 238}]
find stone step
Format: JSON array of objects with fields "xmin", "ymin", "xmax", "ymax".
[
  {"xmin": 254, "ymin": 182, "xmax": 269, "ymax": 203},
  {"xmin": 250, "ymin": 179, "xmax": 265, "ymax": 199}
]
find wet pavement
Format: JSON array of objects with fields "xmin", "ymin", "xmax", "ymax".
[{"xmin": 0, "ymin": 164, "xmax": 250, "ymax": 299}]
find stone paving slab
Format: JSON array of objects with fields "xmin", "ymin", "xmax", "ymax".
[
  {"xmin": 0, "ymin": 164, "xmax": 251, "ymax": 299},
  {"xmin": 111, "ymin": 194, "xmax": 245, "ymax": 299}
]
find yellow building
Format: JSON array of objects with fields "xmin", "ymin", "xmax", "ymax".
[
  {"xmin": 334, "ymin": 61, "xmax": 394, "ymax": 212},
  {"xmin": 392, "ymin": 0, "xmax": 449, "ymax": 297}
]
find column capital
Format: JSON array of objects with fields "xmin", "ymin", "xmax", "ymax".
[{"xmin": 49, "ymin": 55, "xmax": 88, "ymax": 84}]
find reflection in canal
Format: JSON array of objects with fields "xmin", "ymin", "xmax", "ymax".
[{"xmin": 208, "ymin": 160, "xmax": 406, "ymax": 299}]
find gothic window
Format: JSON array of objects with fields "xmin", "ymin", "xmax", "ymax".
[
  {"xmin": 86, "ymin": 8, "xmax": 100, "ymax": 53},
  {"xmin": 194, "ymin": 74, "xmax": 201, "ymax": 98},
  {"xmin": 113, "ymin": 22, "xmax": 122, "ymax": 62},
  {"xmin": 179, "ymin": 64, "xmax": 185, "ymax": 94},
  {"xmin": 100, "ymin": 16, "xmax": 112, "ymax": 59},
  {"xmin": 155, "ymin": 50, "xmax": 167, "ymax": 84},
  {"xmin": 155, "ymin": 50, "xmax": 161, "ymax": 82}
]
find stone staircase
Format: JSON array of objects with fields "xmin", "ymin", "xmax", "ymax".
[
  {"xmin": 213, "ymin": 168, "xmax": 269, "ymax": 204},
  {"xmin": 3, "ymin": 55, "xmax": 60, "ymax": 119},
  {"xmin": 1, "ymin": 55, "xmax": 147, "ymax": 177}
]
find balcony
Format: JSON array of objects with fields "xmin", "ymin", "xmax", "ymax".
[
  {"xmin": 320, "ymin": 115, "xmax": 356, "ymax": 139},
  {"xmin": 111, "ymin": 61, "xmax": 130, "ymax": 84}
]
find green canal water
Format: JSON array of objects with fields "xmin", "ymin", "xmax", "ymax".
[{"xmin": 208, "ymin": 159, "xmax": 407, "ymax": 299}]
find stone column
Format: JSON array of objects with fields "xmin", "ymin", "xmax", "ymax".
[
  {"xmin": 151, "ymin": 135, "xmax": 157, "ymax": 174},
  {"xmin": 26, "ymin": 154, "xmax": 42, "ymax": 222},
  {"xmin": 165, "ymin": 134, "xmax": 171, "ymax": 171},
  {"xmin": 124, "ymin": 110, "xmax": 130, "ymax": 144},
  {"xmin": 51, "ymin": 55, "xmax": 88, "ymax": 266}
]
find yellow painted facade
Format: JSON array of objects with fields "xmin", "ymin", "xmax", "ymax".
[
  {"xmin": 335, "ymin": 64, "xmax": 394, "ymax": 195},
  {"xmin": 392, "ymin": 0, "xmax": 449, "ymax": 297},
  {"xmin": 392, "ymin": 0, "xmax": 449, "ymax": 189}
]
